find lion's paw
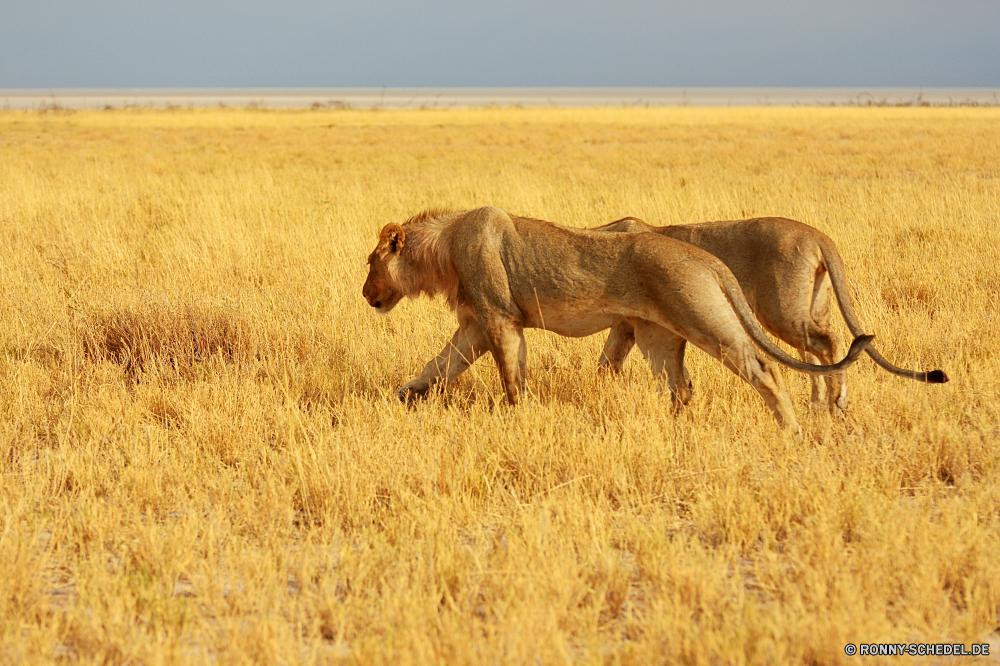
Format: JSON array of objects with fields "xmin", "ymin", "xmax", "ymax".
[{"xmin": 396, "ymin": 383, "xmax": 430, "ymax": 405}]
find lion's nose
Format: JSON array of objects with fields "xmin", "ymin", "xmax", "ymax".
[
  {"xmin": 362, "ymin": 282, "xmax": 376, "ymax": 307},
  {"xmin": 373, "ymin": 300, "xmax": 382, "ymax": 308}
]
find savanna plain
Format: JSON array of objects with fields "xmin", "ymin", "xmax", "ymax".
[{"xmin": 1, "ymin": 105, "xmax": 998, "ymax": 665}]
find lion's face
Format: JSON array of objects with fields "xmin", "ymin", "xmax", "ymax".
[{"xmin": 362, "ymin": 223, "xmax": 407, "ymax": 314}]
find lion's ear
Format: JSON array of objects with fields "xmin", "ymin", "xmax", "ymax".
[{"xmin": 378, "ymin": 223, "xmax": 406, "ymax": 254}]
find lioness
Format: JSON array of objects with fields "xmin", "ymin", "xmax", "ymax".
[
  {"xmin": 362, "ymin": 207, "xmax": 873, "ymax": 431},
  {"xmin": 592, "ymin": 217, "xmax": 948, "ymax": 414}
]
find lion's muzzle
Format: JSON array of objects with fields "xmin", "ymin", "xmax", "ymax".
[
  {"xmin": 362, "ymin": 278, "xmax": 400, "ymax": 313},
  {"xmin": 363, "ymin": 288, "xmax": 390, "ymax": 310}
]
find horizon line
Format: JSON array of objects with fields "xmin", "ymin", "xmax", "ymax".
[{"xmin": 3, "ymin": 86, "xmax": 999, "ymax": 110}]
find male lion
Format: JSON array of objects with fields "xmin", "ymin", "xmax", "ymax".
[
  {"xmin": 362, "ymin": 207, "xmax": 874, "ymax": 431},
  {"xmin": 593, "ymin": 216, "xmax": 948, "ymax": 414}
]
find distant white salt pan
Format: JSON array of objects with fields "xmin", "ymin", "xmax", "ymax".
[{"xmin": 2, "ymin": 87, "xmax": 999, "ymax": 110}]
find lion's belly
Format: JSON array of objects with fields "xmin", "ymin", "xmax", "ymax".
[{"xmin": 521, "ymin": 300, "xmax": 620, "ymax": 337}]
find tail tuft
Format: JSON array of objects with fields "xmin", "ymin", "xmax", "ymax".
[{"xmin": 926, "ymin": 369, "xmax": 949, "ymax": 384}]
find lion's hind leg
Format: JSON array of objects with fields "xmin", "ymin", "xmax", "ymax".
[
  {"xmin": 798, "ymin": 334, "xmax": 848, "ymax": 416},
  {"xmin": 800, "ymin": 351, "xmax": 828, "ymax": 409},
  {"xmin": 800, "ymin": 329, "xmax": 848, "ymax": 416},
  {"xmin": 773, "ymin": 270, "xmax": 848, "ymax": 417},
  {"xmin": 678, "ymin": 321, "xmax": 800, "ymax": 432},
  {"xmin": 806, "ymin": 269, "xmax": 849, "ymax": 415},
  {"xmin": 722, "ymin": 344, "xmax": 800, "ymax": 433},
  {"xmin": 791, "ymin": 280, "xmax": 847, "ymax": 415},
  {"xmin": 631, "ymin": 320, "xmax": 692, "ymax": 409}
]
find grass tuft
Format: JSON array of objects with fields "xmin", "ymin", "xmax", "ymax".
[{"xmin": 80, "ymin": 301, "xmax": 248, "ymax": 376}]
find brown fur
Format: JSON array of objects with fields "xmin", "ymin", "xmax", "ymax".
[
  {"xmin": 404, "ymin": 208, "xmax": 455, "ymax": 226},
  {"xmin": 362, "ymin": 207, "xmax": 874, "ymax": 431},
  {"xmin": 593, "ymin": 216, "xmax": 947, "ymax": 415}
]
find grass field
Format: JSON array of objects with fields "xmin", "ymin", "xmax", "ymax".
[{"xmin": 1, "ymin": 105, "xmax": 998, "ymax": 665}]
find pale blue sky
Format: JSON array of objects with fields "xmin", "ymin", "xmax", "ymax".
[{"xmin": 2, "ymin": 0, "xmax": 998, "ymax": 88}]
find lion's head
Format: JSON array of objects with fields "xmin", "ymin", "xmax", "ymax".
[{"xmin": 362, "ymin": 223, "xmax": 407, "ymax": 314}]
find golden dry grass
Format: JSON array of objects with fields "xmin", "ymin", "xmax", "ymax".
[{"xmin": 1, "ymin": 105, "xmax": 998, "ymax": 665}]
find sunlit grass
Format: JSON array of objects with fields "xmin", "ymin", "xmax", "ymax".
[{"xmin": 1, "ymin": 106, "xmax": 998, "ymax": 665}]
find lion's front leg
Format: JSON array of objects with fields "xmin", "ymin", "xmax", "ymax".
[
  {"xmin": 632, "ymin": 320, "xmax": 692, "ymax": 409},
  {"xmin": 484, "ymin": 318, "xmax": 528, "ymax": 405},
  {"xmin": 397, "ymin": 322, "xmax": 489, "ymax": 403},
  {"xmin": 598, "ymin": 320, "xmax": 636, "ymax": 374}
]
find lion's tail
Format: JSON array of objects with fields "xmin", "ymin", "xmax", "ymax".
[
  {"xmin": 717, "ymin": 267, "xmax": 874, "ymax": 377},
  {"xmin": 817, "ymin": 237, "xmax": 949, "ymax": 383}
]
